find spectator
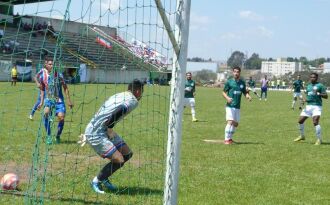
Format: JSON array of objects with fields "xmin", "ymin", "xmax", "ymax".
[
  {"xmin": 11, "ymin": 64, "xmax": 18, "ymax": 86},
  {"xmin": 0, "ymin": 28, "xmax": 4, "ymax": 39}
]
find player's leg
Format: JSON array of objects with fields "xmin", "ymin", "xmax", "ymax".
[
  {"xmin": 294, "ymin": 107, "xmax": 310, "ymax": 142},
  {"xmin": 264, "ymin": 89, "xmax": 267, "ymax": 101},
  {"xmin": 260, "ymin": 90, "xmax": 263, "ymax": 100},
  {"xmin": 253, "ymin": 88, "xmax": 260, "ymax": 98},
  {"xmin": 189, "ymin": 98, "xmax": 197, "ymax": 122},
  {"xmin": 30, "ymin": 93, "xmax": 41, "ymax": 119},
  {"xmin": 91, "ymin": 134, "xmax": 131, "ymax": 193},
  {"xmin": 298, "ymin": 94, "xmax": 304, "ymax": 109},
  {"xmin": 312, "ymin": 106, "xmax": 322, "ymax": 145},
  {"xmin": 55, "ymin": 103, "xmax": 66, "ymax": 144},
  {"xmin": 224, "ymin": 107, "xmax": 239, "ymax": 144},
  {"xmin": 292, "ymin": 94, "xmax": 297, "ymax": 110},
  {"xmin": 43, "ymin": 99, "xmax": 55, "ymax": 144}
]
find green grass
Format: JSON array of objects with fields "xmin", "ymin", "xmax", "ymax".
[{"xmin": 1, "ymin": 83, "xmax": 330, "ymax": 204}]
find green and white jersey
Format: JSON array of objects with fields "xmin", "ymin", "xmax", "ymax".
[
  {"xmin": 305, "ymin": 82, "xmax": 326, "ymax": 106},
  {"xmin": 223, "ymin": 78, "xmax": 247, "ymax": 109},
  {"xmin": 292, "ymin": 80, "xmax": 303, "ymax": 93},
  {"xmin": 184, "ymin": 79, "xmax": 195, "ymax": 98},
  {"xmin": 247, "ymin": 79, "xmax": 256, "ymax": 88}
]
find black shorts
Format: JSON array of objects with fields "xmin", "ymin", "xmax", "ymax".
[{"xmin": 12, "ymin": 76, "xmax": 17, "ymax": 81}]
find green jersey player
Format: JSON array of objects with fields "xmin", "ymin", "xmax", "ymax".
[
  {"xmin": 222, "ymin": 66, "xmax": 251, "ymax": 144},
  {"xmin": 291, "ymin": 75, "xmax": 304, "ymax": 110},
  {"xmin": 247, "ymin": 76, "xmax": 260, "ymax": 97},
  {"xmin": 294, "ymin": 73, "xmax": 328, "ymax": 145},
  {"xmin": 184, "ymin": 72, "xmax": 198, "ymax": 122}
]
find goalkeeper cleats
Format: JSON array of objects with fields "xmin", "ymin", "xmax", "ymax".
[{"xmin": 91, "ymin": 181, "xmax": 105, "ymax": 194}]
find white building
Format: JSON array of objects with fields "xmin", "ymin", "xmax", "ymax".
[
  {"xmin": 187, "ymin": 62, "xmax": 218, "ymax": 72},
  {"xmin": 261, "ymin": 58, "xmax": 302, "ymax": 77},
  {"xmin": 323, "ymin": 63, "xmax": 330, "ymax": 73}
]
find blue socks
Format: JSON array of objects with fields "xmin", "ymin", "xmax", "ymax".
[{"xmin": 57, "ymin": 120, "xmax": 64, "ymax": 138}]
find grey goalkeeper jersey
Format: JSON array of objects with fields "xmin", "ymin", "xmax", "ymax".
[{"xmin": 86, "ymin": 91, "xmax": 138, "ymax": 134}]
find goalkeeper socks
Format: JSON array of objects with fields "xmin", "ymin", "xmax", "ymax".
[
  {"xmin": 298, "ymin": 123, "xmax": 304, "ymax": 136},
  {"xmin": 315, "ymin": 125, "xmax": 321, "ymax": 140},
  {"xmin": 57, "ymin": 120, "xmax": 64, "ymax": 137}
]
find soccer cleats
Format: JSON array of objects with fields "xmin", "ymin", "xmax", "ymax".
[
  {"xmin": 46, "ymin": 136, "xmax": 53, "ymax": 145},
  {"xmin": 91, "ymin": 181, "xmax": 105, "ymax": 194},
  {"xmin": 55, "ymin": 136, "xmax": 61, "ymax": 144},
  {"xmin": 294, "ymin": 136, "xmax": 305, "ymax": 142},
  {"xmin": 192, "ymin": 117, "xmax": 198, "ymax": 122},
  {"xmin": 29, "ymin": 115, "xmax": 33, "ymax": 120},
  {"xmin": 224, "ymin": 139, "xmax": 233, "ymax": 145},
  {"xmin": 314, "ymin": 139, "xmax": 322, "ymax": 145}
]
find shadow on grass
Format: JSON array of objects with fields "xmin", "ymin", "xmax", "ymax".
[
  {"xmin": 115, "ymin": 186, "xmax": 163, "ymax": 196},
  {"xmin": 234, "ymin": 141, "xmax": 265, "ymax": 145}
]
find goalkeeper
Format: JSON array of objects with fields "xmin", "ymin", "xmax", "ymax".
[{"xmin": 79, "ymin": 79, "xmax": 144, "ymax": 194}]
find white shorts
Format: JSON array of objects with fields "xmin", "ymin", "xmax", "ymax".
[
  {"xmin": 300, "ymin": 105, "xmax": 322, "ymax": 117},
  {"xmin": 248, "ymin": 87, "xmax": 256, "ymax": 93},
  {"xmin": 85, "ymin": 123, "xmax": 126, "ymax": 158},
  {"xmin": 226, "ymin": 107, "xmax": 240, "ymax": 122},
  {"xmin": 293, "ymin": 92, "xmax": 302, "ymax": 98},
  {"xmin": 184, "ymin": 98, "xmax": 195, "ymax": 107}
]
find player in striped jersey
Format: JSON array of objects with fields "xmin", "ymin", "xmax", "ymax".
[{"xmin": 39, "ymin": 58, "xmax": 73, "ymax": 144}]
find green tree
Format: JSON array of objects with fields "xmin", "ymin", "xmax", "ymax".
[
  {"xmin": 194, "ymin": 69, "xmax": 217, "ymax": 83},
  {"xmin": 245, "ymin": 53, "xmax": 262, "ymax": 70},
  {"xmin": 227, "ymin": 51, "xmax": 245, "ymax": 68}
]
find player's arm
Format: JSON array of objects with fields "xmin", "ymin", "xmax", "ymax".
[
  {"xmin": 222, "ymin": 91, "xmax": 232, "ymax": 104},
  {"xmin": 105, "ymin": 104, "xmax": 129, "ymax": 129},
  {"xmin": 317, "ymin": 86, "xmax": 328, "ymax": 99},
  {"xmin": 192, "ymin": 82, "xmax": 196, "ymax": 97},
  {"xmin": 61, "ymin": 77, "xmax": 74, "ymax": 108},
  {"xmin": 222, "ymin": 82, "xmax": 232, "ymax": 104},
  {"xmin": 37, "ymin": 86, "xmax": 45, "ymax": 110},
  {"xmin": 242, "ymin": 84, "xmax": 252, "ymax": 101}
]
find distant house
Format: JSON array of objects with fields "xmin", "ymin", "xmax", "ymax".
[
  {"xmin": 261, "ymin": 58, "xmax": 302, "ymax": 77},
  {"xmin": 186, "ymin": 61, "xmax": 218, "ymax": 73},
  {"xmin": 323, "ymin": 63, "xmax": 330, "ymax": 73}
]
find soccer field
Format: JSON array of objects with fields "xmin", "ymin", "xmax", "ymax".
[
  {"xmin": 180, "ymin": 86, "xmax": 330, "ymax": 205},
  {"xmin": 1, "ymin": 83, "xmax": 330, "ymax": 204}
]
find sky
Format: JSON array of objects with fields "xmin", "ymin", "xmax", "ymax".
[
  {"xmin": 14, "ymin": 0, "xmax": 330, "ymax": 61},
  {"xmin": 189, "ymin": 0, "xmax": 330, "ymax": 61}
]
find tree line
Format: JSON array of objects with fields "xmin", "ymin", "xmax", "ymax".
[{"xmin": 226, "ymin": 50, "xmax": 330, "ymax": 70}]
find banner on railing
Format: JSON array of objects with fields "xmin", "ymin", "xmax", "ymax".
[
  {"xmin": 16, "ymin": 60, "xmax": 32, "ymax": 82},
  {"xmin": 96, "ymin": 35, "xmax": 112, "ymax": 49},
  {"xmin": 0, "ymin": 60, "xmax": 11, "ymax": 81}
]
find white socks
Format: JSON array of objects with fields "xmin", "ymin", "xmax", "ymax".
[
  {"xmin": 315, "ymin": 125, "xmax": 321, "ymax": 140},
  {"xmin": 298, "ymin": 124, "xmax": 304, "ymax": 136},
  {"xmin": 191, "ymin": 106, "xmax": 196, "ymax": 118},
  {"xmin": 225, "ymin": 124, "xmax": 235, "ymax": 140}
]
